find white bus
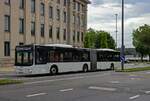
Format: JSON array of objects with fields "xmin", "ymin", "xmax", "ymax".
[
  {"xmin": 15, "ymin": 44, "xmax": 120, "ymax": 75},
  {"xmin": 15, "ymin": 44, "xmax": 91, "ymax": 74},
  {"xmin": 96, "ymin": 49, "xmax": 121, "ymax": 70}
]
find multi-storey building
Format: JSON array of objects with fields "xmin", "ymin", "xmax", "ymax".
[{"xmin": 0, "ymin": 0, "xmax": 90, "ymax": 67}]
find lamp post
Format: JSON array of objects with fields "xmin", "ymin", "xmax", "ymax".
[
  {"xmin": 121, "ymin": 0, "xmax": 125, "ymax": 70},
  {"xmin": 115, "ymin": 14, "xmax": 118, "ymax": 49}
]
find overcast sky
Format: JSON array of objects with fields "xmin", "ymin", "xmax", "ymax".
[{"xmin": 87, "ymin": 0, "xmax": 150, "ymax": 48}]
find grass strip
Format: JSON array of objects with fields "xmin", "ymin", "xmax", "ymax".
[
  {"xmin": 0, "ymin": 79, "xmax": 23, "ymax": 85},
  {"xmin": 116, "ymin": 67, "xmax": 150, "ymax": 72}
]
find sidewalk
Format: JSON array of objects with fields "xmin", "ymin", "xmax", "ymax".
[{"xmin": 0, "ymin": 67, "xmax": 15, "ymax": 73}]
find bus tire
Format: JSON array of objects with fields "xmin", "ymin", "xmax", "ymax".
[
  {"xmin": 50, "ymin": 65, "xmax": 58, "ymax": 75},
  {"xmin": 83, "ymin": 64, "xmax": 88, "ymax": 72},
  {"xmin": 110, "ymin": 63, "xmax": 114, "ymax": 70}
]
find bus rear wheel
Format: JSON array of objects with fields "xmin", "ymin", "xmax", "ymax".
[
  {"xmin": 83, "ymin": 64, "xmax": 88, "ymax": 72},
  {"xmin": 50, "ymin": 66, "xmax": 58, "ymax": 75}
]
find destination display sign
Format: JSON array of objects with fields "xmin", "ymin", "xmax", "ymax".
[{"xmin": 16, "ymin": 46, "xmax": 32, "ymax": 51}]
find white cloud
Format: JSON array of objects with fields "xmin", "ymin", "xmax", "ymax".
[{"xmin": 87, "ymin": 1, "xmax": 150, "ymax": 48}]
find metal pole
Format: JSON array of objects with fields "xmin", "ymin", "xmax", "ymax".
[
  {"xmin": 121, "ymin": 0, "xmax": 125, "ymax": 70},
  {"xmin": 115, "ymin": 14, "xmax": 118, "ymax": 49}
]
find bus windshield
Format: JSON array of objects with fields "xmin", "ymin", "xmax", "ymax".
[{"xmin": 15, "ymin": 47, "xmax": 33, "ymax": 66}]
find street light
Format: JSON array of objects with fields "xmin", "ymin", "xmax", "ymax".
[
  {"xmin": 121, "ymin": 0, "xmax": 125, "ymax": 70},
  {"xmin": 115, "ymin": 14, "xmax": 118, "ymax": 49}
]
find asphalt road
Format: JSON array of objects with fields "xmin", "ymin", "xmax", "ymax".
[{"xmin": 1, "ymin": 70, "xmax": 150, "ymax": 101}]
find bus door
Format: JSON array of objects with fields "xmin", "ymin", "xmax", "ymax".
[{"xmin": 90, "ymin": 49, "xmax": 97, "ymax": 71}]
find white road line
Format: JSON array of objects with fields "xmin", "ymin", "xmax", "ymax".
[
  {"xmin": 60, "ymin": 88, "xmax": 73, "ymax": 92},
  {"xmin": 146, "ymin": 72, "xmax": 150, "ymax": 74},
  {"xmin": 89, "ymin": 86, "xmax": 116, "ymax": 91},
  {"xmin": 110, "ymin": 81, "xmax": 120, "ymax": 84},
  {"xmin": 130, "ymin": 78, "xmax": 140, "ymax": 80},
  {"xmin": 24, "ymin": 73, "xmax": 110, "ymax": 85},
  {"xmin": 129, "ymin": 95, "xmax": 140, "ymax": 100},
  {"xmin": 131, "ymin": 78, "xmax": 136, "ymax": 80},
  {"xmin": 129, "ymin": 74, "xmax": 137, "ymax": 77},
  {"xmin": 26, "ymin": 93, "xmax": 47, "ymax": 97},
  {"xmin": 145, "ymin": 91, "xmax": 150, "ymax": 94}
]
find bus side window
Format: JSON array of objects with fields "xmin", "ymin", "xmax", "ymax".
[
  {"xmin": 64, "ymin": 52, "xmax": 72, "ymax": 62},
  {"xmin": 82, "ymin": 53, "xmax": 87, "ymax": 62},
  {"xmin": 54, "ymin": 52, "xmax": 60, "ymax": 62},
  {"xmin": 60, "ymin": 53, "xmax": 63, "ymax": 62}
]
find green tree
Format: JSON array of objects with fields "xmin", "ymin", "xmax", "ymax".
[
  {"xmin": 95, "ymin": 32, "xmax": 101, "ymax": 48},
  {"xmin": 84, "ymin": 29, "xmax": 116, "ymax": 49},
  {"xmin": 138, "ymin": 24, "xmax": 150, "ymax": 48},
  {"xmin": 107, "ymin": 33, "xmax": 116, "ymax": 49},
  {"xmin": 132, "ymin": 24, "xmax": 150, "ymax": 61},
  {"xmin": 84, "ymin": 28, "xmax": 96, "ymax": 48},
  {"xmin": 100, "ymin": 31, "xmax": 108, "ymax": 48}
]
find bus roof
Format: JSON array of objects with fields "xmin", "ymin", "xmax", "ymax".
[
  {"xmin": 43, "ymin": 44, "xmax": 73, "ymax": 48},
  {"xmin": 96, "ymin": 48, "xmax": 116, "ymax": 52}
]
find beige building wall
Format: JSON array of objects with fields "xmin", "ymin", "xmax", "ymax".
[{"xmin": 0, "ymin": 0, "xmax": 90, "ymax": 67}]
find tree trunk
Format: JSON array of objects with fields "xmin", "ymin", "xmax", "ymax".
[
  {"xmin": 141, "ymin": 53, "xmax": 144, "ymax": 62},
  {"xmin": 149, "ymin": 54, "xmax": 150, "ymax": 62}
]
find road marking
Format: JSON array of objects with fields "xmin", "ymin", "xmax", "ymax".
[
  {"xmin": 129, "ymin": 95, "xmax": 140, "ymax": 100},
  {"xmin": 145, "ymin": 91, "xmax": 150, "ymax": 94},
  {"xmin": 89, "ymin": 86, "xmax": 116, "ymax": 91},
  {"xmin": 110, "ymin": 81, "xmax": 120, "ymax": 84},
  {"xmin": 130, "ymin": 78, "xmax": 141, "ymax": 80},
  {"xmin": 131, "ymin": 78, "xmax": 136, "ymax": 80},
  {"xmin": 24, "ymin": 73, "xmax": 110, "ymax": 85},
  {"xmin": 26, "ymin": 93, "xmax": 47, "ymax": 97},
  {"xmin": 146, "ymin": 72, "xmax": 150, "ymax": 74},
  {"xmin": 129, "ymin": 74, "xmax": 137, "ymax": 77},
  {"xmin": 60, "ymin": 88, "xmax": 73, "ymax": 92}
]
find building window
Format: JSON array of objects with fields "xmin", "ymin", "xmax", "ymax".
[
  {"xmin": 77, "ymin": 31, "xmax": 80, "ymax": 42},
  {"xmin": 4, "ymin": 41, "xmax": 10, "ymax": 56},
  {"xmin": 64, "ymin": 0, "xmax": 67, "ymax": 6},
  {"xmin": 73, "ymin": 0, "xmax": 76, "ymax": 9},
  {"xmin": 5, "ymin": 0, "xmax": 10, "ymax": 5},
  {"xmin": 19, "ymin": 42, "xmax": 24, "ymax": 46},
  {"xmin": 56, "ymin": 9, "xmax": 60, "ymax": 21},
  {"xmin": 4, "ymin": 15, "xmax": 10, "ymax": 32},
  {"xmin": 77, "ymin": 2, "xmax": 80, "ymax": 11},
  {"xmin": 19, "ymin": 18, "xmax": 24, "ymax": 33},
  {"xmin": 56, "ymin": 27, "xmax": 60, "ymax": 39},
  {"xmin": 82, "ymin": 4, "xmax": 84, "ymax": 12},
  {"xmin": 49, "ymin": 26, "xmax": 53, "ymax": 38},
  {"xmin": 40, "ymin": 3, "xmax": 45, "ymax": 16},
  {"xmin": 77, "ymin": 16, "xmax": 80, "ymax": 25},
  {"xmin": 64, "ymin": 11, "xmax": 67, "ymax": 23},
  {"xmin": 49, "ymin": 6, "xmax": 53, "ymax": 19},
  {"xmin": 63, "ymin": 29, "xmax": 66, "ymax": 40},
  {"xmin": 31, "ymin": 21, "xmax": 35, "ymax": 36},
  {"xmin": 31, "ymin": 0, "xmax": 35, "ymax": 13},
  {"xmin": 73, "ymin": 30, "xmax": 75, "ymax": 42},
  {"xmin": 41, "ymin": 24, "xmax": 44, "ymax": 37},
  {"xmin": 81, "ymin": 32, "xmax": 84, "ymax": 42},
  {"xmin": 57, "ymin": 0, "xmax": 60, "ymax": 4},
  {"xmin": 81, "ymin": 16, "xmax": 84, "ymax": 27},
  {"xmin": 19, "ymin": 0, "xmax": 24, "ymax": 9},
  {"xmin": 73, "ymin": 14, "xmax": 75, "ymax": 24}
]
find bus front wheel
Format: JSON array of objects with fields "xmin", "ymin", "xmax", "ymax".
[
  {"xmin": 83, "ymin": 64, "xmax": 88, "ymax": 72},
  {"xmin": 50, "ymin": 66, "xmax": 58, "ymax": 75}
]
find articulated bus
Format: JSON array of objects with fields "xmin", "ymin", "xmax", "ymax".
[{"xmin": 15, "ymin": 44, "xmax": 120, "ymax": 75}]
